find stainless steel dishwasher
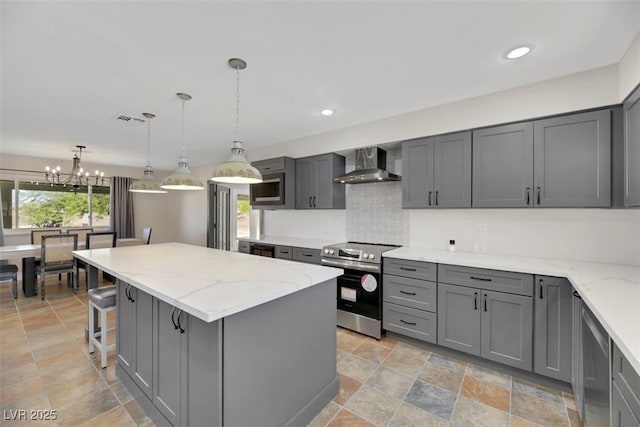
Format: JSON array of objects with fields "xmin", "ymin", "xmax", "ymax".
[{"xmin": 582, "ymin": 304, "xmax": 610, "ymax": 427}]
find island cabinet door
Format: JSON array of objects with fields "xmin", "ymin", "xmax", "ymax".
[
  {"xmin": 153, "ymin": 299, "xmax": 187, "ymax": 427},
  {"xmin": 480, "ymin": 290, "xmax": 533, "ymax": 371},
  {"xmin": 437, "ymin": 283, "xmax": 481, "ymax": 356},
  {"xmin": 116, "ymin": 282, "xmax": 135, "ymax": 377},
  {"xmin": 133, "ymin": 289, "xmax": 153, "ymax": 398}
]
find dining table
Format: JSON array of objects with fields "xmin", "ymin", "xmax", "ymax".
[{"xmin": 0, "ymin": 238, "xmax": 145, "ymax": 297}]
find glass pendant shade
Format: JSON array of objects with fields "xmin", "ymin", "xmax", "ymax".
[
  {"xmin": 161, "ymin": 156, "xmax": 204, "ymax": 190},
  {"xmin": 211, "ymin": 141, "xmax": 262, "ymax": 184},
  {"xmin": 130, "ymin": 166, "xmax": 167, "ymax": 193}
]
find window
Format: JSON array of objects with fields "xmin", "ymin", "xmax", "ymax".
[
  {"xmin": 1, "ymin": 180, "xmax": 110, "ymax": 229},
  {"xmin": 236, "ymin": 194, "xmax": 250, "ymax": 239}
]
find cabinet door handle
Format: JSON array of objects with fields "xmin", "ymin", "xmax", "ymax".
[
  {"xmin": 308, "ymin": 196, "xmax": 312, "ymax": 208},
  {"xmin": 400, "ymin": 319, "xmax": 417, "ymax": 326},
  {"xmin": 428, "ymin": 191, "xmax": 432, "ymax": 206},
  {"xmin": 129, "ymin": 287, "xmax": 135, "ymax": 303},
  {"xmin": 484, "ymin": 294, "xmax": 488, "ymax": 312},
  {"xmin": 178, "ymin": 310, "xmax": 185, "ymax": 334},
  {"xmin": 572, "ymin": 290, "xmax": 582, "ymax": 299},
  {"xmin": 526, "ymin": 187, "xmax": 531, "ymax": 205},
  {"xmin": 400, "ymin": 290, "xmax": 417, "ymax": 296},
  {"xmin": 474, "ymin": 292, "xmax": 478, "ymax": 310},
  {"xmin": 536, "ymin": 186, "xmax": 541, "ymax": 205},
  {"xmin": 313, "ymin": 196, "xmax": 316, "ymax": 207},
  {"xmin": 470, "ymin": 276, "xmax": 492, "ymax": 282},
  {"xmin": 539, "ymin": 280, "xmax": 544, "ymax": 299},
  {"xmin": 171, "ymin": 307, "xmax": 178, "ymax": 330},
  {"xmin": 400, "ymin": 266, "xmax": 417, "ymax": 272},
  {"xmin": 124, "ymin": 285, "xmax": 130, "ymax": 301},
  {"xmin": 435, "ymin": 190, "xmax": 439, "ymax": 206}
]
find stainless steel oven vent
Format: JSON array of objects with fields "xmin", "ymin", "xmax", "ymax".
[{"xmin": 334, "ymin": 147, "xmax": 401, "ymax": 184}]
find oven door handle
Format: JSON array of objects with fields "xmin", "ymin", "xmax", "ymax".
[{"xmin": 320, "ymin": 258, "xmax": 380, "ymax": 273}]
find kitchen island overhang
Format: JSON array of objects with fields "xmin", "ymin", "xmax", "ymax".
[{"xmin": 74, "ymin": 242, "xmax": 343, "ymax": 427}]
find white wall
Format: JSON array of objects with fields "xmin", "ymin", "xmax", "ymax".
[
  {"xmin": 619, "ymin": 33, "xmax": 640, "ymax": 101},
  {"xmin": 0, "ymin": 153, "xmax": 177, "ymax": 245},
  {"xmin": 251, "ymin": 64, "xmax": 620, "ymax": 161}
]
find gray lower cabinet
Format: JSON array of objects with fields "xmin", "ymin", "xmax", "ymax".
[
  {"xmin": 437, "ymin": 283, "xmax": 481, "ymax": 355},
  {"xmin": 383, "ymin": 303, "xmax": 437, "ymax": 343},
  {"xmin": 534, "ymin": 276, "xmax": 572, "ymax": 382},
  {"xmin": 116, "ymin": 282, "xmax": 153, "ymax": 398},
  {"xmin": 274, "ymin": 245, "xmax": 293, "ymax": 260},
  {"xmin": 401, "ymin": 131, "xmax": 471, "ymax": 208},
  {"xmin": 438, "ymin": 283, "xmax": 532, "ymax": 370},
  {"xmin": 292, "ymin": 247, "xmax": 321, "ymax": 264},
  {"xmin": 613, "ymin": 382, "xmax": 640, "ymax": 427},
  {"xmin": 624, "ymin": 85, "xmax": 640, "ymax": 207},
  {"xmin": 237, "ymin": 240, "xmax": 250, "ymax": 254},
  {"xmin": 153, "ymin": 299, "xmax": 221, "ymax": 427},
  {"xmin": 533, "ymin": 110, "xmax": 611, "ymax": 207},
  {"xmin": 612, "ymin": 342, "xmax": 640, "ymax": 425},
  {"xmin": 571, "ymin": 288, "xmax": 585, "ymax": 420},
  {"xmin": 295, "ymin": 153, "xmax": 345, "ymax": 209},
  {"xmin": 472, "ymin": 122, "xmax": 534, "ymax": 207}
]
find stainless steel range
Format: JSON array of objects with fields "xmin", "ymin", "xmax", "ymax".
[{"xmin": 321, "ymin": 242, "xmax": 400, "ymax": 339}]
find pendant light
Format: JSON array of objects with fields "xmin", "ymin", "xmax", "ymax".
[
  {"xmin": 211, "ymin": 58, "xmax": 262, "ymax": 184},
  {"xmin": 129, "ymin": 113, "xmax": 167, "ymax": 193},
  {"xmin": 161, "ymin": 92, "xmax": 204, "ymax": 190}
]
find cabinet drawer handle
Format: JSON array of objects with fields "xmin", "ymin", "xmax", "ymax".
[
  {"xmin": 470, "ymin": 276, "xmax": 492, "ymax": 282},
  {"xmin": 536, "ymin": 186, "xmax": 541, "ymax": 205},
  {"xmin": 303, "ymin": 253, "xmax": 313, "ymax": 257},
  {"xmin": 474, "ymin": 292, "xmax": 478, "ymax": 310},
  {"xmin": 400, "ymin": 266, "xmax": 417, "ymax": 272},
  {"xmin": 400, "ymin": 319, "xmax": 417, "ymax": 326},
  {"xmin": 526, "ymin": 187, "xmax": 531, "ymax": 205},
  {"xmin": 428, "ymin": 191, "xmax": 432, "ymax": 206},
  {"xmin": 435, "ymin": 190, "xmax": 439, "ymax": 206},
  {"xmin": 263, "ymin": 167, "xmax": 271, "ymax": 171},
  {"xmin": 171, "ymin": 307, "xmax": 178, "ymax": 330},
  {"xmin": 399, "ymin": 290, "xmax": 417, "ymax": 296},
  {"xmin": 280, "ymin": 251, "xmax": 289, "ymax": 254}
]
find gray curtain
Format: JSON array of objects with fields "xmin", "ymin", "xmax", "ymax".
[{"xmin": 110, "ymin": 177, "xmax": 135, "ymax": 238}]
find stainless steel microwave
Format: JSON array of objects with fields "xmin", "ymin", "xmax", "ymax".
[{"xmin": 250, "ymin": 173, "xmax": 286, "ymax": 206}]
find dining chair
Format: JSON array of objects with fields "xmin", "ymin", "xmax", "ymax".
[
  {"xmin": 0, "ymin": 262, "xmax": 19, "ymax": 299},
  {"xmin": 78, "ymin": 232, "xmax": 117, "ymax": 288},
  {"xmin": 31, "ymin": 229, "xmax": 62, "ymax": 245},
  {"xmin": 66, "ymin": 228, "xmax": 93, "ymax": 247},
  {"xmin": 142, "ymin": 227, "xmax": 152, "ymax": 244},
  {"xmin": 38, "ymin": 234, "xmax": 78, "ymax": 300}
]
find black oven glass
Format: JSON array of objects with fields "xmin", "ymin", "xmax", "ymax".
[
  {"xmin": 337, "ymin": 268, "xmax": 381, "ymax": 320},
  {"xmin": 250, "ymin": 173, "xmax": 285, "ymax": 204}
]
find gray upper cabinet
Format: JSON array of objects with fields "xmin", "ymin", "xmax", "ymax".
[
  {"xmin": 534, "ymin": 276, "xmax": 572, "ymax": 382},
  {"xmin": 624, "ymin": 86, "xmax": 640, "ymax": 207},
  {"xmin": 295, "ymin": 153, "xmax": 345, "ymax": 209},
  {"xmin": 534, "ymin": 110, "xmax": 611, "ymax": 207},
  {"xmin": 402, "ymin": 132, "xmax": 471, "ymax": 208},
  {"xmin": 473, "ymin": 122, "xmax": 534, "ymax": 207}
]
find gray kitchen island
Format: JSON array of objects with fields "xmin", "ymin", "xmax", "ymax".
[{"xmin": 73, "ymin": 242, "xmax": 343, "ymax": 427}]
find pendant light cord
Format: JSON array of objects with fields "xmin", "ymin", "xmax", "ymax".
[
  {"xmin": 181, "ymin": 98, "xmax": 186, "ymax": 157},
  {"xmin": 146, "ymin": 118, "xmax": 151, "ymax": 166},
  {"xmin": 236, "ymin": 65, "xmax": 241, "ymax": 142}
]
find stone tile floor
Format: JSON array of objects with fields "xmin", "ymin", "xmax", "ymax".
[{"xmin": 1, "ymin": 276, "xmax": 581, "ymax": 426}]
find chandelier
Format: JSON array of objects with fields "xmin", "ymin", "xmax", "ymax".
[{"xmin": 44, "ymin": 145, "xmax": 105, "ymax": 187}]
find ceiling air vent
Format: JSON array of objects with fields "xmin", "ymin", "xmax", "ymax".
[{"xmin": 112, "ymin": 114, "xmax": 146, "ymax": 124}]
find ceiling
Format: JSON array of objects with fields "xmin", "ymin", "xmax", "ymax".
[{"xmin": 1, "ymin": 1, "xmax": 638, "ymax": 170}]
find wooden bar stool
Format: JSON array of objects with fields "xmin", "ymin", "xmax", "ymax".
[{"xmin": 88, "ymin": 285, "xmax": 117, "ymax": 368}]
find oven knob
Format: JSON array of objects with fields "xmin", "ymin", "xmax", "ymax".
[
  {"xmin": 329, "ymin": 250, "xmax": 335, "ymax": 255},
  {"xmin": 362, "ymin": 253, "xmax": 368, "ymax": 259},
  {"xmin": 368, "ymin": 254, "xmax": 375, "ymax": 259},
  {"xmin": 324, "ymin": 249, "xmax": 329, "ymax": 254}
]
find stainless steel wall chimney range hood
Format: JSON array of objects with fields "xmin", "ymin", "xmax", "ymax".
[{"xmin": 334, "ymin": 147, "xmax": 401, "ymax": 184}]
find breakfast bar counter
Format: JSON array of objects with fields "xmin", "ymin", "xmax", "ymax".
[{"xmin": 73, "ymin": 242, "xmax": 343, "ymax": 427}]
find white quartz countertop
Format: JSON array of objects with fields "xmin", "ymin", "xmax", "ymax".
[
  {"xmin": 74, "ymin": 242, "xmax": 342, "ymax": 323},
  {"xmin": 384, "ymin": 247, "xmax": 640, "ymax": 375},
  {"xmin": 237, "ymin": 236, "xmax": 338, "ymax": 250}
]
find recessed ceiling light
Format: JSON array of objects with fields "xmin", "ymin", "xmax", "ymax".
[
  {"xmin": 504, "ymin": 44, "xmax": 533, "ymax": 60},
  {"xmin": 319, "ymin": 108, "xmax": 335, "ymax": 116}
]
